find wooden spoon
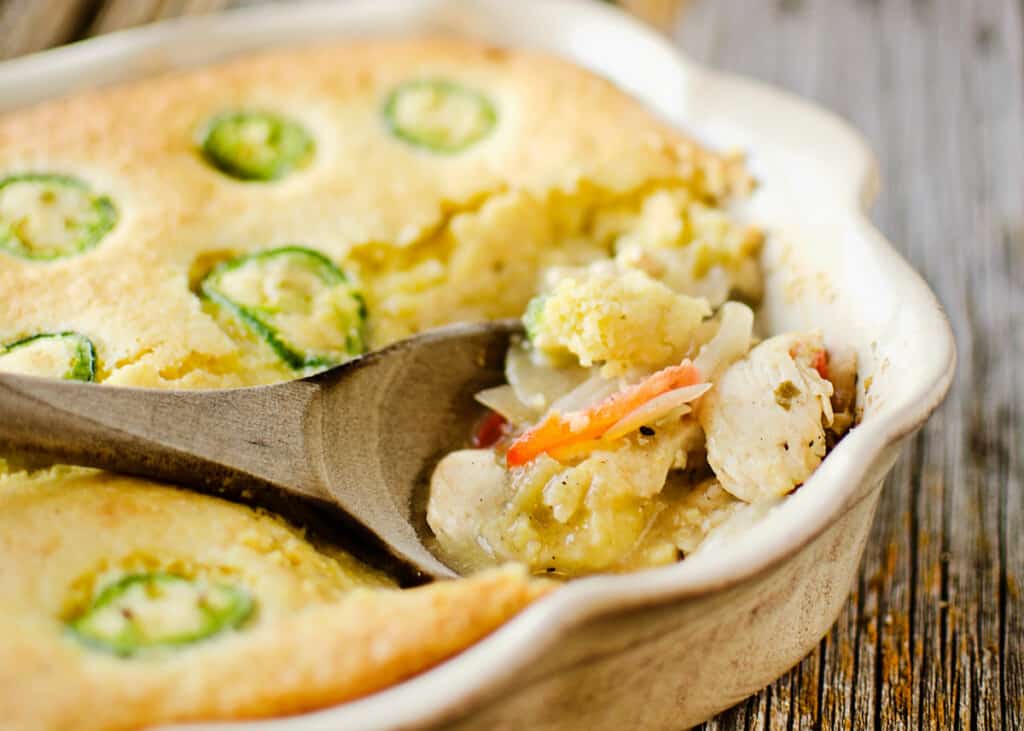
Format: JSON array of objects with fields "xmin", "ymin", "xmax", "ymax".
[{"xmin": 0, "ymin": 320, "xmax": 522, "ymax": 580}]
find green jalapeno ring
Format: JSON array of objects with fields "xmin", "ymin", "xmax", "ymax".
[
  {"xmin": 0, "ymin": 173, "xmax": 117, "ymax": 261},
  {"xmin": 67, "ymin": 572, "xmax": 254, "ymax": 657},
  {"xmin": 0, "ymin": 331, "xmax": 97, "ymax": 382},
  {"xmin": 198, "ymin": 111, "xmax": 315, "ymax": 182},
  {"xmin": 383, "ymin": 79, "xmax": 498, "ymax": 154},
  {"xmin": 200, "ymin": 245, "xmax": 367, "ymax": 371}
]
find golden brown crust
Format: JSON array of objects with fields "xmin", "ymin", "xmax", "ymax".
[
  {"xmin": 0, "ymin": 473, "xmax": 393, "ymax": 616},
  {"xmin": 0, "ymin": 38, "xmax": 717, "ymax": 388},
  {"xmin": 1, "ymin": 569, "xmax": 547, "ymax": 731},
  {"xmin": 0, "ymin": 37, "xmax": 725, "ymax": 728},
  {"xmin": 0, "ymin": 473, "xmax": 549, "ymax": 731}
]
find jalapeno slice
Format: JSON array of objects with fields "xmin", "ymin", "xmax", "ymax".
[
  {"xmin": 67, "ymin": 573, "xmax": 253, "ymax": 657},
  {"xmin": 199, "ymin": 111, "xmax": 315, "ymax": 181},
  {"xmin": 201, "ymin": 246, "xmax": 366, "ymax": 372},
  {"xmin": 384, "ymin": 79, "xmax": 497, "ymax": 154},
  {"xmin": 0, "ymin": 174, "xmax": 116, "ymax": 260},
  {"xmin": 0, "ymin": 332, "xmax": 96, "ymax": 381}
]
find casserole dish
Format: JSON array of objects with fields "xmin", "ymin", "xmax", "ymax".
[{"xmin": 0, "ymin": 0, "xmax": 955, "ymax": 728}]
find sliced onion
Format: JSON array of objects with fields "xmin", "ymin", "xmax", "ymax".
[
  {"xmin": 603, "ymin": 383, "xmax": 711, "ymax": 441},
  {"xmin": 474, "ymin": 385, "xmax": 538, "ymax": 426},
  {"xmin": 505, "ymin": 339, "xmax": 589, "ymax": 411},
  {"xmin": 550, "ymin": 372, "xmax": 622, "ymax": 414},
  {"xmin": 693, "ymin": 301, "xmax": 754, "ymax": 379}
]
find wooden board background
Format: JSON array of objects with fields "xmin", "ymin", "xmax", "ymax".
[{"xmin": 0, "ymin": 0, "xmax": 1019, "ymax": 728}]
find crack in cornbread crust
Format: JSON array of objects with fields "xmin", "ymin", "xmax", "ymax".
[
  {"xmin": 0, "ymin": 38, "xmax": 742, "ymax": 388},
  {"xmin": 0, "ymin": 474, "xmax": 549, "ymax": 730}
]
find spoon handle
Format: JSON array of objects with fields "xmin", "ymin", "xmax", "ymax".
[{"xmin": 0, "ymin": 373, "xmax": 328, "ymax": 501}]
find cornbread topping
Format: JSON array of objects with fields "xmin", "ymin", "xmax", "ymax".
[{"xmin": 0, "ymin": 38, "xmax": 854, "ymax": 729}]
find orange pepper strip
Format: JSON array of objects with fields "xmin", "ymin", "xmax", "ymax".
[
  {"xmin": 790, "ymin": 344, "xmax": 829, "ymax": 381},
  {"xmin": 505, "ymin": 361, "xmax": 702, "ymax": 467},
  {"xmin": 811, "ymin": 349, "xmax": 829, "ymax": 380}
]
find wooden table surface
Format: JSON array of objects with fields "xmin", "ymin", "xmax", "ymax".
[{"xmin": 1, "ymin": 0, "xmax": 1019, "ymax": 728}]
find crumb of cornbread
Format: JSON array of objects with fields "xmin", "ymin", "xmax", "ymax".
[{"xmin": 529, "ymin": 267, "xmax": 712, "ymax": 375}]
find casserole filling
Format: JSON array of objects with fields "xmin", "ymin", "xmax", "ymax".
[{"xmin": 427, "ymin": 262, "xmax": 856, "ymax": 577}]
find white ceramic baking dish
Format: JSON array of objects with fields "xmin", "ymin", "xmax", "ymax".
[{"xmin": 0, "ymin": 1, "xmax": 956, "ymax": 728}]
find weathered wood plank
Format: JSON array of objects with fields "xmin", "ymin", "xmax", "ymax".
[
  {"xmin": 957, "ymin": 2, "xmax": 1024, "ymax": 728},
  {"xmin": 0, "ymin": 0, "xmax": 98, "ymax": 60},
  {"xmin": 681, "ymin": 0, "xmax": 1023, "ymax": 729},
  {"xmin": 89, "ymin": 0, "xmax": 237, "ymax": 36}
]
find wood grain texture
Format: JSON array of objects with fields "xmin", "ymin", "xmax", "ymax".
[
  {"xmin": 89, "ymin": 0, "xmax": 238, "ymax": 35},
  {"xmin": 0, "ymin": 0, "xmax": 1019, "ymax": 728},
  {"xmin": 0, "ymin": 0, "xmax": 99, "ymax": 59},
  {"xmin": 679, "ymin": 0, "xmax": 1023, "ymax": 728}
]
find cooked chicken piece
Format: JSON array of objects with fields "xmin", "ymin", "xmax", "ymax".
[
  {"xmin": 427, "ymin": 449, "xmax": 508, "ymax": 571},
  {"xmin": 699, "ymin": 332, "xmax": 834, "ymax": 502}
]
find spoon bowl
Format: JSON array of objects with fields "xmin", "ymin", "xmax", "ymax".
[{"xmin": 0, "ymin": 320, "xmax": 523, "ymax": 579}]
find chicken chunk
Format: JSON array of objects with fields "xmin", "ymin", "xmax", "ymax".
[
  {"xmin": 699, "ymin": 332, "xmax": 834, "ymax": 502},
  {"xmin": 427, "ymin": 449, "xmax": 508, "ymax": 572}
]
